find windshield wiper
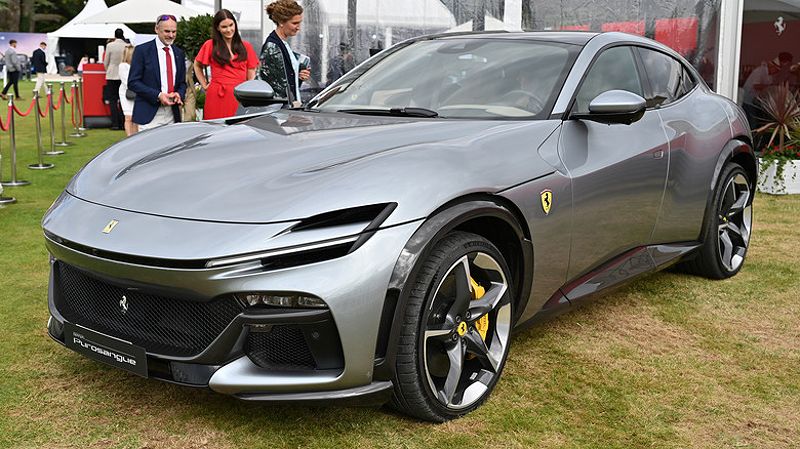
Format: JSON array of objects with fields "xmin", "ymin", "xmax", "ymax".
[{"xmin": 337, "ymin": 107, "xmax": 439, "ymax": 118}]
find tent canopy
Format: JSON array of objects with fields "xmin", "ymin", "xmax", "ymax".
[
  {"xmin": 49, "ymin": 0, "xmax": 135, "ymax": 38},
  {"xmin": 447, "ymin": 16, "xmax": 520, "ymax": 33},
  {"xmin": 319, "ymin": 0, "xmax": 455, "ymax": 28},
  {"xmin": 181, "ymin": 0, "xmax": 261, "ymax": 30},
  {"xmin": 47, "ymin": 0, "xmax": 135, "ymax": 73},
  {"xmin": 80, "ymin": 0, "xmax": 203, "ymax": 24}
]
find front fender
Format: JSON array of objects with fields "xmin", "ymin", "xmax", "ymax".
[{"xmin": 371, "ymin": 197, "xmax": 532, "ymax": 381}]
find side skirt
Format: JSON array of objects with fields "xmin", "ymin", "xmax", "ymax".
[{"xmin": 516, "ymin": 242, "xmax": 700, "ymax": 329}]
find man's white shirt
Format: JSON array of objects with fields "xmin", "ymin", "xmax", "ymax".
[{"xmin": 155, "ymin": 39, "xmax": 177, "ymax": 94}]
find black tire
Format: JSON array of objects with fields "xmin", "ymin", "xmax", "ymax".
[
  {"xmin": 390, "ymin": 231, "xmax": 514, "ymax": 422},
  {"xmin": 683, "ymin": 162, "xmax": 753, "ymax": 279}
]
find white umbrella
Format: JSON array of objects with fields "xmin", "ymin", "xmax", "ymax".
[{"xmin": 79, "ymin": 0, "xmax": 203, "ymax": 24}]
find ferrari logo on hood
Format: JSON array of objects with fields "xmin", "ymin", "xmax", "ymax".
[
  {"xmin": 540, "ymin": 189, "xmax": 553, "ymax": 215},
  {"xmin": 102, "ymin": 219, "xmax": 119, "ymax": 234}
]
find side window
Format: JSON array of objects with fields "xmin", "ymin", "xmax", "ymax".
[
  {"xmin": 637, "ymin": 48, "xmax": 693, "ymax": 108},
  {"xmin": 574, "ymin": 46, "xmax": 643, "ymax": 114}
]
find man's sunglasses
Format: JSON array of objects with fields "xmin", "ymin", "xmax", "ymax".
[{"xmin": 156, "ymin": 14, "xmax": 177, "ymax": 23}]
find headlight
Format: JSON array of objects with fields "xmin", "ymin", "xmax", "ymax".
[{"xmin": 236, "ymin": 292, "xmax": 327, "ymax": 309}]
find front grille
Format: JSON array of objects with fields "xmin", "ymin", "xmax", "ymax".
[
  {"xmin": 245, "ymin": 326, "xmax": 317, "ymax": 370},
  {"xmin": 54, "ymin": 262, "xmax": 244, "ymax": 357}
]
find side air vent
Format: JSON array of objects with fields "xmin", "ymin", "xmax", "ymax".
[{"xmin": 288, "ymin": 203, "xmax": 396, "ymax": 233}]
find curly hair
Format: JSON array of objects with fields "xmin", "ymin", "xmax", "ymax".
[{"xmin": 266, "ymin": 0, "xmax": 303, "ymax": 25}]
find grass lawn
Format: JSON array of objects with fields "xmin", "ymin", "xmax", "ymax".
[{"xmin": 1, "ymin": 79, "xmax": 798, "ymax": 448}]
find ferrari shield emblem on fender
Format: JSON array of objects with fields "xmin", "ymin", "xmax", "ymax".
[
  {"xmin": 102, "ymin": 219, "xmax": 119, "ymax": 234},
  {"xmin": 540, "ymin": 189, "xmax": 553, "ymax": 215}
]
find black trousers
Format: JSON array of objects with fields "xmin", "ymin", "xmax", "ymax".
[
  {"xmin": 105, "ymin": 79, "xmax": 123, "ymax": 128},
  {"xmin": 2, "ymin": 71, "xmax": 20, "ymax": 97}
]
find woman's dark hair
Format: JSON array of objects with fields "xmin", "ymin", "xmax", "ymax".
[
  {"xmin": 266, "ymin": 0, "xmax": 303, "ymax": 25},
  {"xmin": 211, "ymin": 9, "xmax": 247, "ymax": 66}
]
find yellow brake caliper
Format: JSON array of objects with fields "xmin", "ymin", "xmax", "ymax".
[{"xmin": 470, "ymin": 277, "xmax": 489, "ymax": 341}]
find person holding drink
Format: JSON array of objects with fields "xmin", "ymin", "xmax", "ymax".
[
  {"xmin": 193, "ymin": 9, "xmax": 258, "ymax": 119},
  {"xmin": 259, "ymin": 0, "xmax": 311, "ymax": 106}
]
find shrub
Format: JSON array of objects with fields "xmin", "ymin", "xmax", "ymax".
[{"xmin": 175, "ymin": 14, "xmax": 214, "ymax": 60}]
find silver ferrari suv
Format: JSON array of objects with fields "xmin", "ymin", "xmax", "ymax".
[{"xmin": 43, "ymin": 31, "xmax": 755, "ymax": 421}]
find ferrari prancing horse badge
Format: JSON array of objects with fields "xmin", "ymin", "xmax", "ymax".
[
  {"xmin": 540, "ymin": 189, "xmax": 553, "ymax": 215},
  {"xmin": 102, "ymin": 219, "xmax": 119, "ymax": 234}
]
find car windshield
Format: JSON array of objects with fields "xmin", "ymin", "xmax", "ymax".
[{"xmin": 312, "ymin": 38, "xmax": 578, "ymax": 119}]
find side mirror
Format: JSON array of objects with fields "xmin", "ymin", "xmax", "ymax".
[
  {"xmin": 233, "ymin": 80, "xmax": 287, "ymax": 107},
  {"xmin": 572, "ymin": 90, "xmax": 646, "ymax": 125}
]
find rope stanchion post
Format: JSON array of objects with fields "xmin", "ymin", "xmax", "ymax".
[
  {"xmin": 77, "ymin": 78, "xmax": 87, "ymax": 131},
  {"xmin": 54, "ymin": 82, "xmax": 72, "ymax": 147},
  {"xmin": 44, "ymin": 83, "xmax": 64, "ymax": 156},
  {"xmin": 28, "ymin": 90, "xmax": 54, "ymax": 170},
  {"xmin": 0, "ymin": 145, "xmax": 17, "ymax": 205},
  {"xmin": 69, "ymin": 80, "xmax": 86, "ymax": 138},
  {"xmin": 1, "ymin": 94, "xmax": 30, "ymax": 186},
  {"xmin": 0, "ymin": 105, "xmax": 14, "ymax": 203}
]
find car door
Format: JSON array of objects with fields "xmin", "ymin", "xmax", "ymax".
[
  {"xmin": 635, "ymin": 47, "xmax": 734, "ymax": 245},
  {"xmin": 559, "ymin": 45, "xmax": 669, "ymax": 281}
]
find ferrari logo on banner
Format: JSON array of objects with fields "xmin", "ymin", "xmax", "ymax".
[
  {"xmin": 540, "ymin": 189, "xmax": 553, "ymax": 215},
  {"xmin": 102, "ymin": 219, "xmax": 119, "ymax": 234}
]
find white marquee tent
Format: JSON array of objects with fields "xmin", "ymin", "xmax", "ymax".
[
  {"xmin": 181, "ymin": 0, "xmax": 262, "ymax": 31},
  {"xmin": 79, "ymin": 0, "xmax": 203, "ymax": 24},
  {"xmin": 446, "ymin": 15, "xmax": 521, "ymax": 33},
  {"xmin": 47, "ymin": 0, "xmax": 135, "ymax": 73}
]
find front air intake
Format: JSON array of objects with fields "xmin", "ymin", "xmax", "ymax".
[{"xmin": 53, "ymin": 262, "xmax": 243, "ymax": 357}]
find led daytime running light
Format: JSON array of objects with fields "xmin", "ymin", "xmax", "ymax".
[{"xmin": 237, "ymin": 293, "xmax": 327, "ymax": 309}]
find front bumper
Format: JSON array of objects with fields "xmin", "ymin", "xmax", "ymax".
[
  {"xmin": 44, "ymin": 203, "xmax": 420, "ymax": 402},
  {"xmin": 47, "ymin": 314, "xmax": 392, "ymax": 404}
]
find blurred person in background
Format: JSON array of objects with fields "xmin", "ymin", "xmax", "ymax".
[
  {"xmin": 118, "ymin": 44, "xmax": 138, "ymax": 136},
  {"xmin": 104, "ymin": 29, "xmax": 127, "ymax": 130},
  {"xmin": 32, "ymin": 42, "xmax": 48, "ymax": 94},
  {"xmin": 193, "ymin": 9, "xmax": 258, "ymax": 119},
  {"xmin": 1, "ymin": 40, "xmax": 22, "ymax": 100}
]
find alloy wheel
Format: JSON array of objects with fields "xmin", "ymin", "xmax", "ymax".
[
  {"xmin": 422, "ymin": 252, "xmax": 511, "ymax": 410},
  {"xmin": 717, "ymin": 172, "xmax": 752, "ymax": 272}
]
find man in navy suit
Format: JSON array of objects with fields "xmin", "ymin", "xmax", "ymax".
[
  {"xmin": 32, "ymin": 42, "xmax": 48, "ymax": 95},
  {"xmin": 128, "ymin": 14, "xmax": 186, "ymax": 130}
]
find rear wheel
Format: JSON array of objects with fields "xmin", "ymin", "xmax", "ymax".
[
  {"xmin": 685, "ymin": 162, "xmax": 753, "ymax": 278},
  {"xmin": 391, "ymin": 231, "xmax": 513, "ymax": 422}
]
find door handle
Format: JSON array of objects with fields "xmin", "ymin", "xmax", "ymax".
[{"xmin": 653, "ymin": 150, "xmax": 665, "ymax": 159}]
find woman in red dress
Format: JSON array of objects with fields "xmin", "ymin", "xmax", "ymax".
[{"xmin": 193, "ymin": 9, "xmax": 258, "ymax": 119}]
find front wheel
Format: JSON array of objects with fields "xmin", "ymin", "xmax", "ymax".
[
  {"xmin": 684, "ymin": 162, "xmax": 753, "ymax": 279},
  {"xmin": 391, "ymin": 231, "xmax": 514, "ymax": 422}
]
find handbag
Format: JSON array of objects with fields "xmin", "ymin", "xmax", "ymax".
[{"xmin": 125, "ymin": 88, "xmax": 136, "ymax": 100}]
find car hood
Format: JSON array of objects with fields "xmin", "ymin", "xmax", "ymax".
[{"xmin": 67, "ymin": 110, "xmax": 560, "ymax": 224}]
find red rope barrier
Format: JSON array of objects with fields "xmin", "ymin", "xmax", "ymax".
[
  {"xmin": 13, "ymin": 98, "xmax": 35, "ymax": 117},
  {"xmin": 39, "ymin": 95, "xmax": 50, "ymax": 118},
  {"xmin": 0, "ymin": 105, "xmax": 11, "ymax": 132},
  {"xmin": 64, "ymin": 88, "xmax": 73, "ymax": 105},
  {"xmin": 71, "ymin": 96, "xmax": 77, "ymax": 126},
  {"xmin": 52, "ymin": 89, "xmax": 64, "ymax": 111}
]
